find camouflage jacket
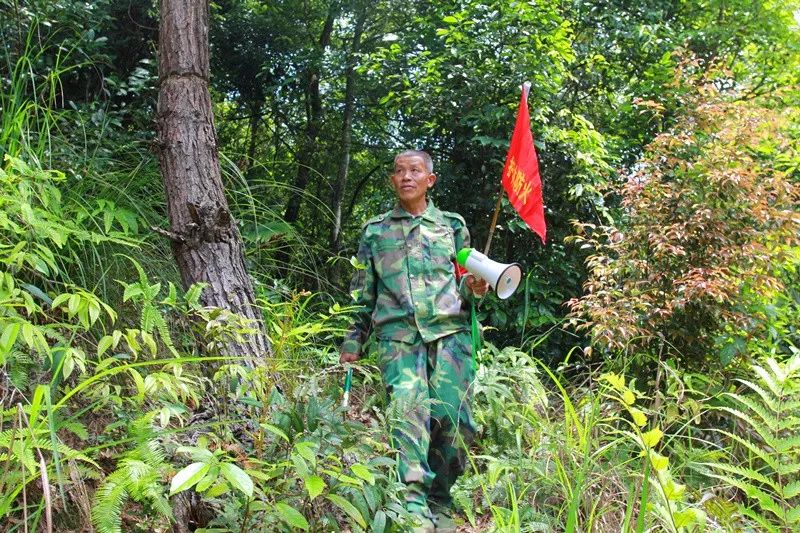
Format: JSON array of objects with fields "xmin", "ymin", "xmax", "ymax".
[{"xmin": 341, "ymin": 202, "xmax": 472, "ymax": 356}]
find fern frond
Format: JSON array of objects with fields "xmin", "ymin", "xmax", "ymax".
[
  {"xmin": 738, "ymin": 506, "xmax": 782, "ymax": 533},
  {"xmin": 145, "ymin": 492, "xmax": 173, "ymax": 519},
  {"xmin": 154, "ymin": 311, "xmax": 179, "ymax": 356},
  {"xmin": 734, "ymin": 379, "xmax": 780, "ymax": 413},
  {"xmin": 119, "ymin": 458, "xmax": 153, "ymax": 482},
  {"xmin": 764, "ymin": 359, "xmax": 788, "ymax": 386},
  {"xmin": 727, "ymin": 393, "xmax": 781, "ymax": 431},
  {"xmin": 699, "ymin": 461, "xmax": 781, "ymax": 495},
  {"xmin": 91, "ymin": 415, "xmax": 171, "ymax": 533},
  {"xmin": 705, "ymin": 472, "xmax": 785, "ymax": 521},
  {"xmin": 776, "ymin": 461, "xmax": 800, "ymax": 476},
  {"xmin": 62, "ymin": 420, "xmax": 89, "ymax": 440},
  {"xmin": 773, "ymin": 433, "xmax": 800, "ymax": 454},
  {"xmin": 752, "ymin": 364, "xmax": 784, "ymax": 398},
  {"xmin": 778, "ymin": 399, "xmax": 800, "ymax": 411},
  {"xmin": 783, "ymin": 480, "xmax": 800, "ymax": 499},
  {"xmin": 714, "ymin": 405, "xmax": 776, "ymax": 445},
  {"xmin": 91, "ymin": 477, "xmax": 128, "ymax": 533},
  {"xmin": 711, "ymin": 429, "xmax": 779, "ymax": 471},
  {"xmin": 141, "ymin": 304, "xmax": 157, "ymax": 334},
  {"xmin": 707, "ymin": 353, "xmax": 800, "ymax": 531}
]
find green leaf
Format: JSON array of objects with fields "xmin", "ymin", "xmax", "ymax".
[
  {"xmin": 29, "ymin": 384, "xmax": 47, "ymax": 425},
  {"xmin": 303, "ymin": 474, "xmax": 325, "ymax": 500},
  {"xmin": 326, "ymin": 494, "xmax": 366, "ymax": 528},
  {"xmin": 220, "ymin": 462, "xmax": 253, "ymax": 498},
  {"xmin": 673, "ymin": 508, "xmax": 705, "ymax": 528},
  {"xmin": 0, "ymin": 323, "xmax": 21, "ymax": 358},
  {"xmin": 176, "ymin": 446, "xmax": 215, "ymax": 462},
  {"xmin": 294, "ymin": 441, "xmax": 317, "ymax": 465},
  {"xmin": 371, "ymin": 510, "xmax": 387, "ymax": 533},
  {"xmin": 350, "ymin": 464, "xmax": 376, "ymax": 485},
  {"xmin": 196, "ymin": 466, "xmax": 220, "ymax": 493},
  {"xmin": 275, "ymin": 502, "xmax": 309, "ymax": 531},
  {"xmin": 260, "ymin": 422, "xmax": 289, "ymax": 442},
  {"xmin": 205, "ymin": 481, "xmax": 230, "ymax": 498},
  {"xmin": 88, "ymin": 301, "xmax": 100, "ymax": 325},
  {"xmin": 122, "ymin": 284, "xmax": 143, "ymax": 302},
  {"xmin": 784, "ymin": 480, "xmax": 800, "ymax": 499},
  {"xmin": 641, "ymin": 428, "xmax": 663, "ymax": 448},
  {"xmin": 622, "ymin": 389, "xmax": 636, "ymax": 406},
  {"xmin": 127, "ymin": 368, "xmax": 145, "ymax": 401},
  {"xmin": 630, "ymin": 407, "xmax": 647, "ymax": 427},
  {"xmin": 663, "ymin": 478, "xmax": 685, "ymax": 501},
  {"xmin": 170, "ymin": 462, "xmax": 211, "ymax": 496},
  {"xmin": 649, "ymin": 451, "xmax": 669, "ymax": 472},
  {"xmin": 97, "ymin": 335, "xmax": 114, "ymax": 358},
  {"xmin": 67, "ymin": 293, "xmax": 81, "ymax": 315},
  {"xmin": 50, "ymin": 293, "xmax": 70, "ymax": 309},
  {"xmin": 600, "ymin": 372, "xmax": 626, "ymax": 391}
]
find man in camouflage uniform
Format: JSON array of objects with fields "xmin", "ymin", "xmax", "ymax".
[{"xmin": 340, "ymin": 150, "xmax": 486, "ymax": 532}]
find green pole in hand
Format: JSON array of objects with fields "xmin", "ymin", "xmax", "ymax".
[{"xmin": 342, "ymin": 366, "xmax": 353, "ymax": 408}]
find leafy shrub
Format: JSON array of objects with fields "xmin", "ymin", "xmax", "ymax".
[{"xmin": 568, "ymin": 79, "xmax": 800, "ymax": 368}]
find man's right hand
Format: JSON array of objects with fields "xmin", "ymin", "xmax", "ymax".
[{"xmin": 340, "ymin": 352, "xmax": 360, "ymax": 363}]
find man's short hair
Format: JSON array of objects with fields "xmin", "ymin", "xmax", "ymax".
[{"xmin": 394, "ymin": 150, "xmax": 433, "ymax": 173}]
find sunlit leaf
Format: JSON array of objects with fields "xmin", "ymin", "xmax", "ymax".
[{"xmin": 170, "ymin": 462, "xmax": 210, "ymax": 496}]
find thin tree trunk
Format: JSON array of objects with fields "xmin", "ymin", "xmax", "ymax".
[
  {"xmin": 330, "ymin": 6, "xmax": 366, "ymax": 252},
  {"xmin": 282, "ymin": 2, "xmax": 336, "ymax": 225},
  {"xmin": 156, "ymin": 0, "xmax": 271, "ymax": 365},
  {"xmin": 244, "ymin": 100, "xmax": 262, "ymax": 177}
]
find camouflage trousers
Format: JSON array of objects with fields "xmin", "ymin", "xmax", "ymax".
[{"xmin": 377, "ymin": 330, "xmax": 476, "ymax": 511}]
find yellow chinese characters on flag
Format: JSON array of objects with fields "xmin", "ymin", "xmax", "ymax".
[{"xmin": 501, "ymin": 86, "xmax": 546, "ymax": 244}]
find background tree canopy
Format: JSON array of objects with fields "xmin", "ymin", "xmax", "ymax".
[{"xmin": 1, "ymin": 0, "xmax": 799, "ymax": 530}]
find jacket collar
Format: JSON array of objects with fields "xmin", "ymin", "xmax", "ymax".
[{"xmin": 390, "ymin": 200, "xmax": 439, "ymax": 222}]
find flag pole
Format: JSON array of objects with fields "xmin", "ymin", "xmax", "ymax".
[
  {"xmin": 483, "ymin": 193, "xmax": 503, "ymax": 255},
  {"xmin": 484, "ymin": 82, "xmax": 531, "ymax": 257}
]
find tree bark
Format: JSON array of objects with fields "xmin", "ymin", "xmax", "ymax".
[
  {"xmin": 330, "ymin": 6, "xmax": 366, "ymax": 252},
  {"xmin": 156, "ymin": 0, "xmax": 271, "ymax": 364}
]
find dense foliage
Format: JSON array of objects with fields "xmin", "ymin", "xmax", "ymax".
[{"xmin": 1, "ymin": 0, "xmax": 799, "ymax": 531}]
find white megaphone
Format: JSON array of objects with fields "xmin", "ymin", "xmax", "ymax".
[{"xmin": 456, "ymin": 248, "xmax": 522, "ymax": 300}]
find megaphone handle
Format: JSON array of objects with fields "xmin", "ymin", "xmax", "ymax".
[{"xmin": 342, "ymin": 367, "xmax": 353, "ymax": 408}]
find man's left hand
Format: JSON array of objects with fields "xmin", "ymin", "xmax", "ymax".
[{"xmin": 465, "ymin": 275, "xmax": 489, "ymax": 297}]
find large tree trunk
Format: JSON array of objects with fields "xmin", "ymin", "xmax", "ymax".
[
  {"xmin": 156, "ymin": 0, "xmax": 270, "ymax": 364},
  {"xmin": 330, "ymin": 6, "xmax": 366, "ymax": 253}
]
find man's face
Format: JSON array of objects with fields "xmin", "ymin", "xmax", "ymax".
[{"xmin": 391, "ymin": 155, "xmax": 436, "ymax": 205}]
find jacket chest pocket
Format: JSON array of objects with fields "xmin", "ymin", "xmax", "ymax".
[
  {"xmin": 372, "ymin": 238, "xmax": 406, "ymax": 280},
  {"xmin": 423, "ymin": 225, "xmax": 455, "ymax": 271}
]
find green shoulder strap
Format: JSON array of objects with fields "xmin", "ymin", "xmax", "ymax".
[{"xmin": 471, "ymin": 297, "xmax": 480, "ymax": 372}]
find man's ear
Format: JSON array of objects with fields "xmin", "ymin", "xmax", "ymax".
[{"xmin": 426, "ymin": 173, "xmax": 437, "ymax": 189}]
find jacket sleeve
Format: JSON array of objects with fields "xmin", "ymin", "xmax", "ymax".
[
  {"xmin": 340, "ymin": 232, "xmax": 377, "ymax": 356},
  {"xmin": 452, "ymin": 217, "xmax": 475, "ymax": 301}
]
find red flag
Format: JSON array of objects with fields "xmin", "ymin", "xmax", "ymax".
[{"xmin": 501, "ymin": 85, "xmax": 546, "ymax": 244}]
